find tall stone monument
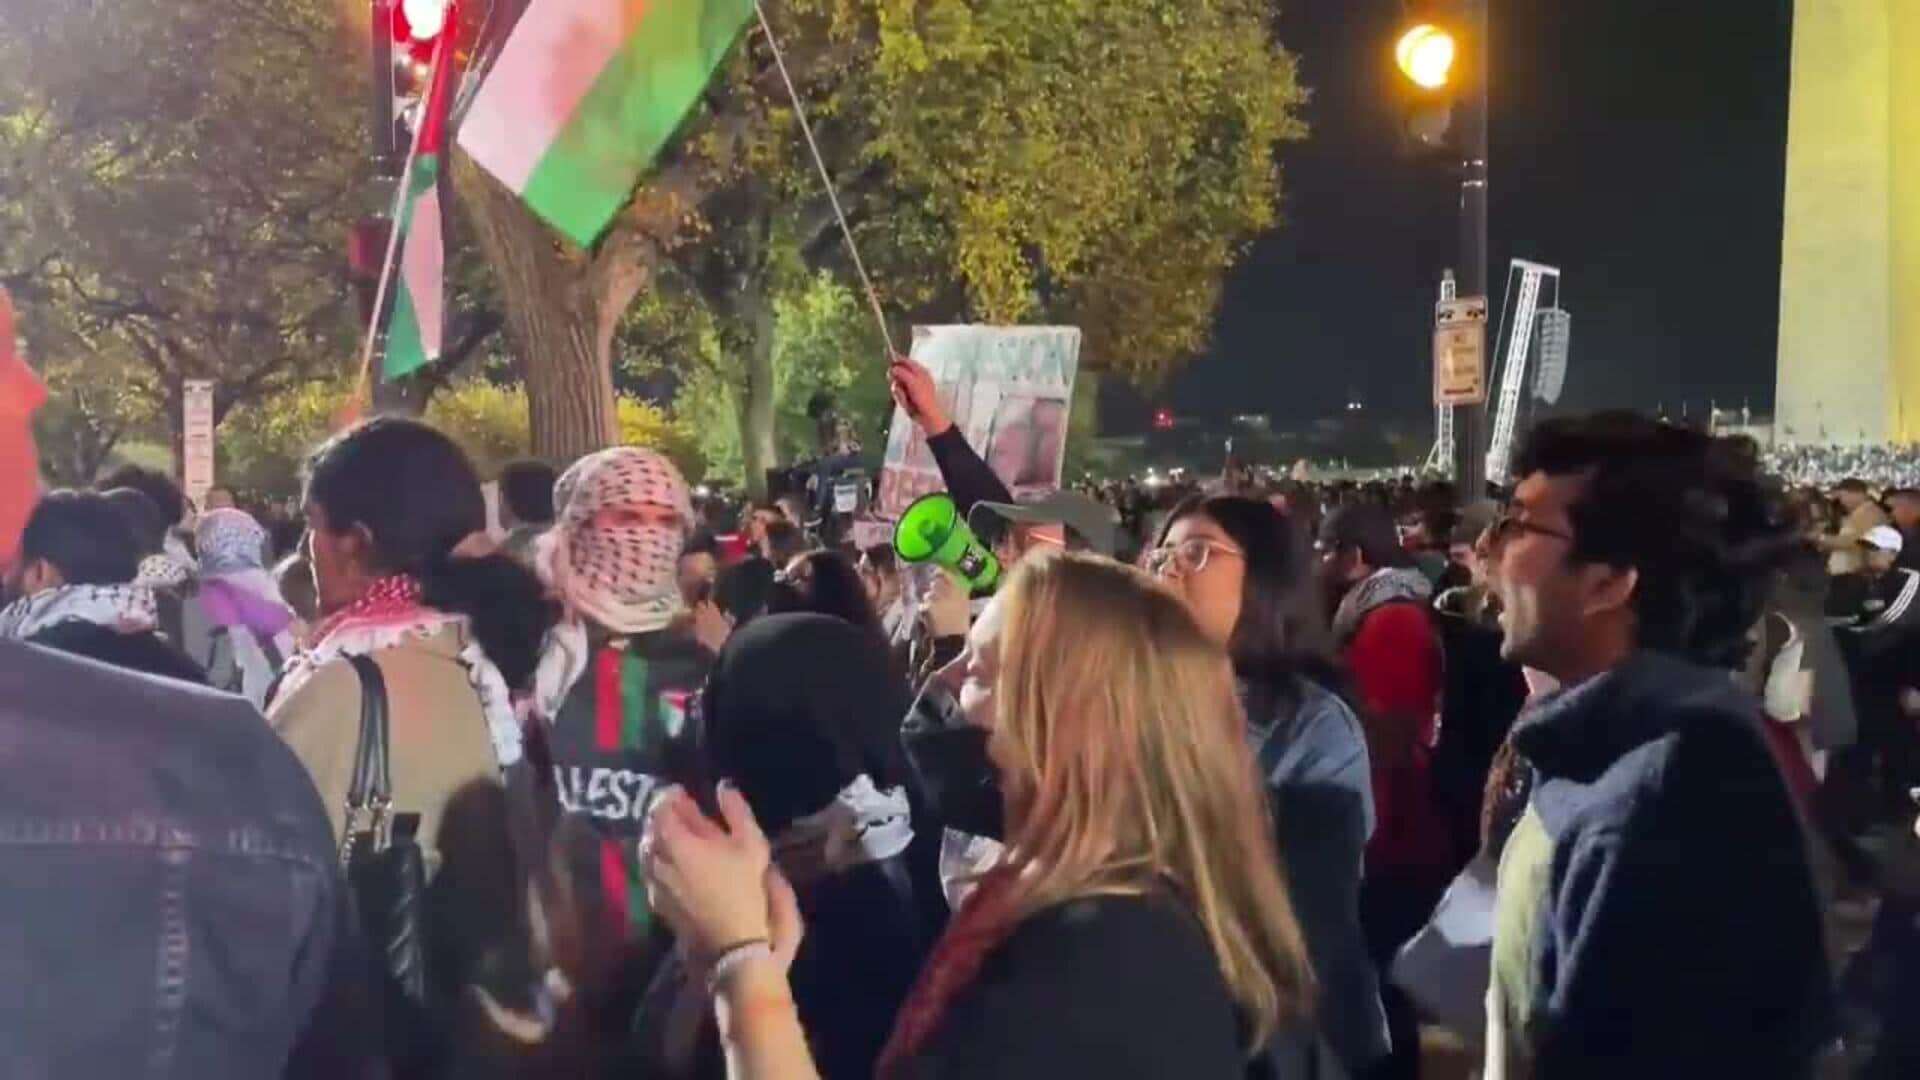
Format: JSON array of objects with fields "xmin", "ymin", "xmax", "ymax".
[{"xmin": 1777, "ymin": 0, "xmax": 1920, "ymax": 445}]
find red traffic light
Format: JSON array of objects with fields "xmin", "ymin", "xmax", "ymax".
[
  {"xmin": 390, "ymin": 0, "xmax": 450, "ymax": 50},
  {"xmin": 1152, "ymin": 408, "xmax": 1175, "ymax": 431}
]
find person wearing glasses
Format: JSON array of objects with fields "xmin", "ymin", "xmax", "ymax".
[
  {"xmin": 1149, "ymin": 496, "xmax": 1389, "ymax": 1076},
  {"xmin": 1481, "ymin": 413, "xmax": 1831, "ymax": 1079}
]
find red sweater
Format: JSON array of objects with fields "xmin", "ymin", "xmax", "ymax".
[{"xmin": 1343, "ymin": 602, "xmax": 1451, "ymax": 875}]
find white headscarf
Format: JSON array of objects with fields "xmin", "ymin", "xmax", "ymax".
[
  {"xmin": 192, "ymin": 508, "xmax": 296, "ymax": 708},
  {"xmin": 528, "ymin": 448, "xmax": 693, "ymax": 719},
  {"xmin": 537, "ymin": 448, "xmax": 694, "ymax": 633}
]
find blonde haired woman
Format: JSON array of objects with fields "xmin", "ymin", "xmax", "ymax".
[{"xmin": 642, "ymin": 551, "xmax": 1318, "ymax": 1078}]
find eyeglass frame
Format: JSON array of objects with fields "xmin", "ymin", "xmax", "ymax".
[
  {"xmin": 1144, "ymin": 537, "xmax": 1246, "ymax": 577},
  {"xmin": 1485, "ymin": 510, "xmax": 1576, "ymax": 548}
]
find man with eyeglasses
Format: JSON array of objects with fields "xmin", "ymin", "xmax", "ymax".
[{"xmin": 1481, "ymin": 412, "xmax": 1832, "ymax": 1080}]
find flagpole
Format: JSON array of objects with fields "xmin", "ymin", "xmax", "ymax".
[
  {"xmin": 353, "ymin": 35, "xmax": 450, "ymax": 405},
  {"xmin": 752, "ymin": 0, "xmax": 898, "ymax": 360}
]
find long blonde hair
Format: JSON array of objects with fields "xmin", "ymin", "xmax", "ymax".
[{"xmin": 990, "ymin": 550, "xmax": 1315, "ymax": 1050}]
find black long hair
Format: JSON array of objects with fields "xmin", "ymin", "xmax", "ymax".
[
  {"xmin": 1159, "ymin": 495, "xmax": 1344, "ymax": 722},
  {"xmin": 304, "ymin": 417, "xmax": 553, "ymax": 690}
]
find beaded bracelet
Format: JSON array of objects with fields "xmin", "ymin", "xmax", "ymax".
[{"xmin": 706, "ymin": 938, "xmax": 774, "ymax": 995}]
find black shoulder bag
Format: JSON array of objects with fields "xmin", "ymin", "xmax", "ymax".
[{"xmin": 342, "ymin": 654, "xmax": 442, "ymax": 1070}]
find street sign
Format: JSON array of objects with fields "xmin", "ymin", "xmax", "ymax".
[
  {"xmin": 1433, "ymin": 296, "xmax": 1488, "ymax": 406},
  {"xmin": 183, "ymin": 380, "xmax": 216, "ymax": 510}
]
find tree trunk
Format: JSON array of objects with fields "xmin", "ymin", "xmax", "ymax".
[
  {"xmin": 736, "ymin": 287, "xmax": 778, "ymax": 500},
  {"xmin": 523, "ymin": 311, "xmax": 617, "ymax": 461},
  {"xmin": 454, "ymin": 153, "xmax": 619, "ymax": 463}
]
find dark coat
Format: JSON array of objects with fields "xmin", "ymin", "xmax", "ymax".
[
  {"xmin": 901, "ymin": 894, "xmax": 1258, "ymax": 1079},
  {"xmin": 1489, "ymin": 651, "xmax": 1833, "ymax": 1079},
  {"xmin": 0, "ymin": 639, "xmax": 377, "ymax": 1077},
  {"xmin": 27, "ymin": 619, "xmax": 207, "ymax": 686}
]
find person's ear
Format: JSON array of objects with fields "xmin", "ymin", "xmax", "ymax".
[
  {"xmin": 1580, "ymin": 563, "xmax": 1638, "ymax": 620},
  {"xmin": 22, "ymin": 558, "xmax": 62, "ymax": 594},
  {"xmin": 337, "ymin": 523, "xmax": 378, "ymax": 573}
]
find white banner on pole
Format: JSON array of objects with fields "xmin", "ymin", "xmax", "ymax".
[
  {"xmin": 182, "ymin": 380, "xmax": 216, "ymax": 509},
  {"xmin": 876, "ymin": 326, "xmax": 1081, "ymax": 521}
]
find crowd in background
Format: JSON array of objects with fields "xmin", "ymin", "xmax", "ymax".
[
  {"xmin": 3, "ymin": 356, "xmax": 1920, "ymax": 1078},
  {"xmin": 1764, "ymin": 443, "xmax": 1920, "ymax": 492}
]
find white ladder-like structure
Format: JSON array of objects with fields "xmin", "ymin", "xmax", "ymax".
[
  {"xmin": 1485, "ymin": 259, "xmax": 1563, "ymax": 486},
  {"xmin": 1425, "ymin": 270, "xmax": 1458, "ymax": 474}
]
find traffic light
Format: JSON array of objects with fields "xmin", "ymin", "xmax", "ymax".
[
  {"xmin": 1393, "ymin": 4, "xmax": 1465, "ymax": 151},
  {"xmin": 1396, "ymin": 24, "xmax": 1456, "ymax": 89},
  {"xmin": 391, "ymin": 0, "xmax": 451, "ymax": 56}
]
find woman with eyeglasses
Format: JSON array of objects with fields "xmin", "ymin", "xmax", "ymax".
[{"xmin": 1148, "ymin": 496, "xmax": 1391, "ymax": 1076}]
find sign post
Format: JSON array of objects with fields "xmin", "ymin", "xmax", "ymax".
[
  {"xmin": 182, "ymin": 380, "xmax": 216, "ymax": 511},
  {"xmin": 1433, "ymin": 296, "xmax": 1488, "ymax": 407}
]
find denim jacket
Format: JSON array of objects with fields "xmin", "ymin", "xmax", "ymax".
[
  {"xmin": 0, "ymin": 640, "xmax": 380, "ymax": 1078},
  {"xmin": 1246, "ymin": 677, "xmax": 1390, "ymax": 1074}
]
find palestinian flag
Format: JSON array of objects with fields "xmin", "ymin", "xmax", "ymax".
[
  {"xmin": 456, "ymin": 0, "xmax": 755, "ymax": 247},
  {"xmin": 384, "ymin": 33, "xmax": 459, "ymax": 382}
]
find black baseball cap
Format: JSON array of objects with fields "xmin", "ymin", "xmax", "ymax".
[
  {"xmin": 971, "ymin": 492, "xmax": 1119, "ymax": 556},
  {"xmin": 1317, "ymin": 503, "xmax": 1405, "ymax": 567}
]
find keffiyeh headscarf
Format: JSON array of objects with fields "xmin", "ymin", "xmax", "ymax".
[
  {"xmin": 195, "ymin": 508, "xmax": 270, "ymax": 575},
  {"xmin": 193, "ymin": 508, "xmax": 296, "ymax": 707},
  {"xmin": 538, "ymin": 448, "xmax": 694, "ymax": 633},
  {"xmin": 0, "ymin": 584, "xmax": 158, "ymax": 642},
  {"xmin": 193, "ymin": 510, "xmax": 292, "ymax": 631},
  {"xmin": 528, "ymin": 448, "xmax": 693, "ymax": 720},
  {"xmin": 135, "ymin": 553, "xmax": 192, "ymax": 590}
]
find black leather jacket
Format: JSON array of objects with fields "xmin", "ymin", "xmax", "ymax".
[{"xmin": 0, "ymin": 639, "xmax": 382, "ymax": 1078}]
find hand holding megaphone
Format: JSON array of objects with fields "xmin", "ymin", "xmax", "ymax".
[{"xmin": 921, "ymin": 568, "xmax": 972, "ymax": 639}]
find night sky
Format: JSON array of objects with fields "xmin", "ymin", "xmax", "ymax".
[{"xmin": 1161, "ymin": 0, "xmax": 1795, "ymax": 430}]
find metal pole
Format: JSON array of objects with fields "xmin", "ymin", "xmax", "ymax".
[
  {"xmin": 370, "ymin": 0, "xmax": 398, "ymax": 176},
  {"xmin": 1453, "ymin": 0, "xmax": 1490, "ymax": 498}
]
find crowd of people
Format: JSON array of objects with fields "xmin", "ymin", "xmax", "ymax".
[
  {"xmin": 1763, "ymin": 443, "xmax": 1920, "ymax": 491},
  {"xmin": 3, "ymin": 354, "xmax": 1920, "ymax": 1078}
]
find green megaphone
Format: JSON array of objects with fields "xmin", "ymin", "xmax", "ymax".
[{"xmin": 894, "ymin": 493, "xmax": 1001, "ymax": 594}]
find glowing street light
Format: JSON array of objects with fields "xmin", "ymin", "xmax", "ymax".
[
  {"xmin": 401, "ymin": 0, "xmax": 449, "ymax": 42},
  {"xmin": 1395, "ymin": 24, "xmax": 1456, "ymax": 90}
]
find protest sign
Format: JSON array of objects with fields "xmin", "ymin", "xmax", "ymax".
[{"xmin": 876, "ymin": 326, "xmax": 1081, "ymax": 521}]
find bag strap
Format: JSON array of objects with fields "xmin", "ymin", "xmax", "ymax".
[{"xmin": 341, "ymin": 654, "xmax": 393, "ymax": 862}]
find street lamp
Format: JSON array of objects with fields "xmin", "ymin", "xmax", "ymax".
[
  {"xmin": 1395, "ymin": 25, "xmax": 1456, "ymax": 90},
  {"xmin": 1396, "ymin": 2, "xmax": 1488, "ymax": 498}
]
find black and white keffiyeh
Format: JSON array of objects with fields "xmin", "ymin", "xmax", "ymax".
[{"xmin": 0, "ymin": 584, "xmax": 158, "ymax": 642}]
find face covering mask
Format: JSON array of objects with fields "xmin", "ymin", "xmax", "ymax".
[{"xmin": 900, "ymin": 681, "xmax": 1005, "ymax": 842}]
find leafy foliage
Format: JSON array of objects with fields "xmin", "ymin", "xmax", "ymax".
[
  {"xmin": 218, "ymin": 378, "xmax": 701, "ymax": 501},
  {"xmin": 671, "ymin": 271, "xmax": 888, "ymax": 483},
  {"xmin": 678, "ymin": 0, "xmax": 1306, "ymax": 375},
  {"xmin": 0, "ymin": 0, "xmax": 366, "ymax": 456},
  {"xmin": 424, "ymin": 381, "xmax": 701, "ymax": 479},
  {"xmin": 218, "ymin": 377, "xmax": 353, "ymax": 497},
  {"xmin": 464, "ymin": 0, "xmax": 1304, "ymax": 480},
  {"xmin": 32, "ymin": 347, "xmax": 164, "ymax": 485}
]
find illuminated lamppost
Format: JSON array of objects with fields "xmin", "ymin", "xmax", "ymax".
[{"xmin": 1397, "ymin": 3, "xmax": 1488, "ymax": 497}]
